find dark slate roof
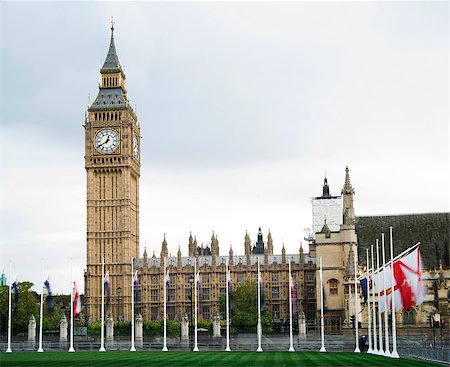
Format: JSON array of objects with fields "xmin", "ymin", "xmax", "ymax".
[
  {"xmin": 356, "ymin": 213, "xmax": 450, "ymax": 269},
  {"xmin": 89, "ymin": 88, "xmax": 127, "ymax": 111},
  {"xmin": 101, "ymin": 29, "xmax": 123, "ymax": 74}
]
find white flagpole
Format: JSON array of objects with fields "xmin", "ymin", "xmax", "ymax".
[
  {"xmin": 193, "ymin": 261, "xmax": 199, "ymax": 352},
  {"xmin": 354, "ymin": 251, "xmax": 360, "ymax": 353},
  {"xmin": 6, "ymin": 262, "xmax": 12, "ymax": 353},
  {"xmin": 366, "ymin": 249, "xmax": 373, "ymax": 354},
  {"xmin": 69, "ymin": 260, "xmax": 75, "ymax": 352},
  {"xmin": 162, "ymin": 259, "xmax": 168, "ymax": 352},
  {"xmin": 371, "ymin": 244, "xmax": 378, "ymax": 354},
  {"xmin": 319, "ymin": 256, "xmax": 326, "ymax": 352},
  {"xmin": 37, "ymin": 263, "xmax": 44, "ymax": 352},
  {"xmin": 288, "ymin": 257, "xmax": 295, "ymax": 352},
  {"xmin": 376, "ymin": 239, "xmax": 383, "ymax": 355},
  {"xmin": 381, "ymin": 233, "xmax": 390, "ymax": 357},
  {"xmin": 99, "ymin": 257, "xmax": 105, "ymax": 352},
  {"xmin": 389, "ymin": 227, "xmax": 400, "ymax": 359},
  {"xmin": 256, "ymin": 258, "xmax": 263, "ymax": 352},
  {"xmin": 130, "ymin": 257, "xmax": 136, "ymax": 352},
  {"xmin": 225, "ymin": 259, "xmax": 231, "ymax": 351}
]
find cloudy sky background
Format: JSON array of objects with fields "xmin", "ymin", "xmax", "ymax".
[{"xmin": 0, "ymin": 1, "xmax": 448, "ymax": 294}]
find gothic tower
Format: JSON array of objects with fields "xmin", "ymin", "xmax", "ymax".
[{"xmin": 84, "ymin": 25, "xmax": 140, "ymax": 322}]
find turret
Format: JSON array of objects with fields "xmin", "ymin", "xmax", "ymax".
[
  {"xmin": 160, "ymin": 234, "xmax": 168, "ymax": 260},
  {"xmin": 341, "ymin": 166, "xmax": 356, "ymax": 226}
]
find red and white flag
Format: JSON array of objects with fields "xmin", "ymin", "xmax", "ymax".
[
  {"xmin": 393, "ymin": 246, "xmax": 424, "ymax": 311},
  {"xmin": 373, "ymin": 246, "xmax": 424, "ymax": 312},
  {"xmin": 73, "ymin": 281, "xmax": 81, "ymax": 316}
]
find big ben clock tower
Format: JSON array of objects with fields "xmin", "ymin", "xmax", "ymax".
[{"xmin": 84, "ymin": 24, "xmax": 140, "ymax": 322}]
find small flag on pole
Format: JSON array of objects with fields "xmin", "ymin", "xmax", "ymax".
[
  {"xmin": 44, "ymin": 276, "xmax": 54, "ymax": 312},
  {"xmin": 227, "ymin": 270, "xmax": 233, "ymax": 291},
  {"xmin": 133, "ymin": 270, "xmax": 140, "ymax": 302},
  {"xmin": 323, "ymin": 287, "xmax": 328, "ymax": 313},
  {"xmin": 73, "ymin": 282, "xmax": 81, "ymax": 316},
  {"xmin": 290, "ymin": 274, "xmax": 297, "ymax": 315},
  {"xmin": 360, "ymin": 276, "xmax": 369, "ymax": 304},
  {"xmin": 164, "ymin": 269, "xmax": 170, "ymax": 286},
  {"xmin": 11, "ymin": 277, "xmax": 19, "ymax": 311},
  {"xmin": 103, "ymin": 271, "xmax": 110, "ymax": 309}
]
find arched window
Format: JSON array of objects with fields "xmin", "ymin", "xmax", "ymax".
[
  {"xmin": 403, "ymin": 309, "xmax": 415, "ymax": 325},
  {"xmin": 329, "ymin": 279, "xmax": 339, "ymax": 295}
]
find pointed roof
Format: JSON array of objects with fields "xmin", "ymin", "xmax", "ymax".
[
  {"xmin": 101, "ymin": 25, "xmax": 123, "ymax": 74},
  {"xmin": 319, "ymin": 219, "xmax": 331, "ymax": 237},
  {"xmin": 342, "ymin": 166, "xmax": 355, "ymax": 195}
]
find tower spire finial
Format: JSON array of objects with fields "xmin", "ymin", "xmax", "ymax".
[{"xmin": 110, "ymin": 16, "xmax": 115, "ymax": 34}]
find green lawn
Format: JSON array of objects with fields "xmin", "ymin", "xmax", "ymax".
[{"xmin": 0, "ymin": 351, "xmax": 442, "ymax": 367}]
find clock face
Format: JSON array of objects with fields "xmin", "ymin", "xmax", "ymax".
[
  {"xmin": 94, "ymin": 128, "xmax": 120, "ymax": 153},
  {"xmin": 133, "ymin": 133, "xmax": 139, "ymax": 159}
]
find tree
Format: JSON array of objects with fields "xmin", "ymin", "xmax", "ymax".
[
  {"xmin": 227, "ymin": 281, "xmax": 272, "ymax": 333},
  {"xmin": 0, "ymin": 282, "xmax": 39, "ymax": 335}
]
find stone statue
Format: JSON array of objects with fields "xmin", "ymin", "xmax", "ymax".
[
  {"xmin": 213, "ymin": 313, "xmax": 221, "ymax": 337},
  {"xmin": 135, "ymin": 314, "xmax": 143, "ymax": 348},
  {"xmin": 106, "ymin": 315, "xmax": 114, "ymax": 342},
  {"xmin": 60, "ymin": 314, "xmax": 68, "ymax": 343},
  {"xmin": 28, "ymin": 314, "xmax": 36, "ymax": 343}
]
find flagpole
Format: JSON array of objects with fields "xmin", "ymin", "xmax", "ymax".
[
  {"xmin": 288, "ymin": 257, "xmax": 295, "ymax": 352},
  {"xmin": 100, "ymin": 257, "xmax": 105, "ymax": 352},
  {"xmin": 376, "ymin": 239, "xmax": 383, "ymax": 355},
  {"xmin": 389, "ymin": 227, "xmax": 400, "ymax": 359},
  {"xmin": 193, "ymin": 261, "xmax": 199, "ymax": 352},
  {"xmin": 130, "ymin": 257, "xmax": 136, "ymax": 352},
  {"xmin": 371, "ymin": 244, "xmax": 378, "ymax": 354},
  {"xmin": 354, "ymin": 250, "xmax": 360, "ymax": 353},
  {"xmin": 366, "ymin": 249, "xmax": 373, "ymax": 353},
  {"xmin": 69, "ymin": 260, "xmax": 75, "ymax": 352},
  {"xmin": 162, "ymin": 258, "xmax": 168, "ymax": 352},
  {"xmin": 37, "ymin": 263, "xmax": 44, "ymax": 352},
  {"xmin": 225, "ymin": 258, "xmax": 231, "ymax": 352},
  {"xmin": 256, "ymin": 257, "xmax": 263, "ymax": 352},
  {"xmin": 319, "ymin": 256, "xmax": 326, "ymax": 352},
  {"xmin": 381, "ymin": 234, "xmax": 390, "ymax": 357},
  {"xmin": 6, "ymin": 262, "xmax": 12, "ymax": 353}
]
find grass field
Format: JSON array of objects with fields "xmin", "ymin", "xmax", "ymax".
[{"xmin": 0, "ymin": 351, "xmax": 443, "ymax": 367}]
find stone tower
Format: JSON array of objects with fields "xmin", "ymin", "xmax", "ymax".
[
  {"xmin": 84, "ymin": 25, "xmax": 140, "ymax": 322},
  {"xmin": 315, "ymin": 167, "xmax": 358, "ymax": 330}
]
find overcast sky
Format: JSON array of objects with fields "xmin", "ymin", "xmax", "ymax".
[{"xmin": 0, "ymin": 1, "xmax": 448, "ymax": 294}]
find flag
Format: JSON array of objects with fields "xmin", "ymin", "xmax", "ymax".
[
  {"xmin": 164, "ymin": 269, "xmax": 170, "ymax": 285},
  {"xmin": 323, "ymin": 287, "xmax": 328, "ymax": 313},
  {"xmin": 103, "ymin": 271, "xmax": 110, "ymax": 309},
  {"xmin": 393, "ymin": 246, "xmax": 424, "ymax": 311},
  {"xmin": 133, "ymin": 270, "xmax": 140, "ymax": 302},
  {"xmin": 195, "ymin": 271, "xmax": 201, "ymax": 289},
  {"xmin": 290, "ymin": 274, "xmax": 297, "ymax": 315},
  {"xmin": 373, "ymin": 246, "xmax": 424, "ymax": 312},
  {"xmin": 44, "ymin": 276, "xmax": 54, "ymax": 312},
  {"xmin": 360, "ymin": 276, "xmax": 369, "ymax": 304},
  {"xmin": 11, "ymin": 277, "xmax": 19, "ymax": 311},
  {"xmin": 73, "ymin": 281, "xmax": 81, "ymax": 316},
  {"xmin": 227, "ymin": 270, "xmax": 233, "ymax": 291}
]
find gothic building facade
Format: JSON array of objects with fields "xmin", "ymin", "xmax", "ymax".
[{"xmin": 83, "ymin": 28, "xmax": 448, "ymax": 329}]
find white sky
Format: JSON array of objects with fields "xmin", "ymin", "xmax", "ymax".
[{"xmin": 0, "ymin": 1, "xmax": 448, "ymax": 294}]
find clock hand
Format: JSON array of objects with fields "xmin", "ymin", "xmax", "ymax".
[{"xmin": 99, "ymin": 136, "xmax": 110, "ymax": 148}]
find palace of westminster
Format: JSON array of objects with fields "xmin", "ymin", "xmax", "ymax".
[{"xmin": 83, "ymin": 26, "xmax": 449, "ymax": 330}]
